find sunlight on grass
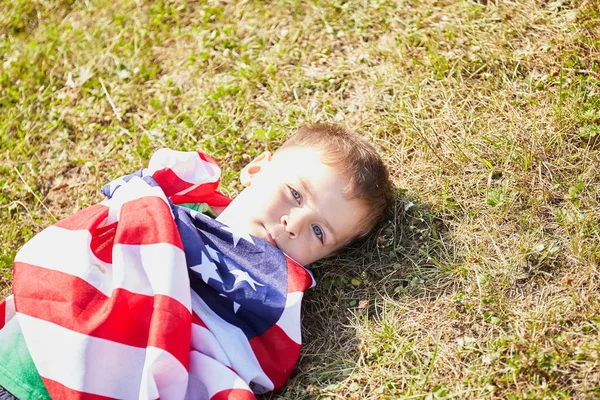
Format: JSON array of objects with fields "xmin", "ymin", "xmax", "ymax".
[{"xmin": 1, "ymin": 0, "xmax": 599, "ymax": 398}]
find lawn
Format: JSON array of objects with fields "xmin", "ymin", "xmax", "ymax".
[{"xmin": 1, "ymin": 0, "xmax": 599, "ymax": 398}]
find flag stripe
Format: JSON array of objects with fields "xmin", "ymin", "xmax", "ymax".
[
  {"xmin": 192, "ymin": 311, "xmax": 207, "ymax": 328},
  {"xmin": 114, "ymin": 196, "xmax": 183, "ymax": 250},
  {"xmin": 104, "ymin": 177, "xmax": 171, "ymax": 226},
  {"xmin": 188, "ymin": 352, "xmax": 252, "ymax": 399},
  {"xmin": 15, "ymin": 227, "xmax": 114, "ymax": 296},
  {"xmin": 190, "ymin": 290, "xmax": 274, "ymax": 391},
  {"xmin": 4, "ymin": 295, "xmax": 15, "ymax": 325},
  {"xmin": 54, "ymin": 203, "xmax": 109, "ymax": 231},
  {"xmin": 19, "ymin": 313, "xmax": 146, "ymax": 399},
  {"xmin": 41, "ymin": 378, "xmax": 117, "ymax": 400},
  {"xmin": 148, "ymin": 149, "xmax": 221, "ymax": 190},
  {"xmin": 274, "ymin": 292, "xmax": 303, "ymax": 344},
  {"xmin": 191, "ymin": 322, "xmax": 232, "ymax": 369},
  {"xmin": 14, "ymin": 262, "xmax": 190, "ymax": 366},
  {"xmin": 139, "ymin": 346, "xmax": 189, "ymax": 400},
  {"xmin": 286, "ymin": 257, "xmax": 314, "ymax": 293},
  {"xmin": 153, "ymin": 167, "xmax": 220, "ymax": 199},
  {"xmin": 15, "ymin": 227, "xmax": 190, "ymax": 303},
  {"xmin": 170, "ymin": 191, "xmax": 232, "ymax": 207},
  {"xmin": 197, "ymin": 152, "xmax": 220, "ymax": 167},
  {"xmin": 0, "ymin": 299, "xmax": 5, "ymax": 330},
  {"xmin": 249, "ymin": 323, "xmax": 301, "ymax": 391},
  {"xmin": 211, "ymin": 389, "xmax": 256, "ymax": 400},
  {"xmin": 112, "ymin": 243, "xmax": 191, "ymax": 307}
]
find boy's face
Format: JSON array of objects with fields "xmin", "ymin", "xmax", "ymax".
[{"xmin": 216, "ymin": 147, "xmax": 369, "ymax": 265}]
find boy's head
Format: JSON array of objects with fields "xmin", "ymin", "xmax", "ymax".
[{"xmin": 217, "ymin": 124, "xmax": 394, "ymax": 265}]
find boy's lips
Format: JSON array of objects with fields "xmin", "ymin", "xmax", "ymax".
[{"xmin": 264, "ymin": 227, "xmax": 278, "ymax": 248}]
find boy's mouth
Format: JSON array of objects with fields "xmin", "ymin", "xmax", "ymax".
[{"xmin": 265, "ymin": 228, "xmax": 278, "ymax": 248}]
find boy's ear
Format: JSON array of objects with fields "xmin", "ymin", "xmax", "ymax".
[{"xmin": 240, "ymin": 151, "xmax": 271, "ymax": 187}]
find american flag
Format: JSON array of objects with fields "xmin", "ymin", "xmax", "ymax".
[{"xmin": 0, "ymin": 149, "xmax": 315, "ymax": 399}]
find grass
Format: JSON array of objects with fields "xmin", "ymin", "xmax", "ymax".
[{"xmin": 1, "ymin": 0, "xmax": 599, "ymax": 398}]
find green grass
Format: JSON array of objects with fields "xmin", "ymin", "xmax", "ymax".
[{"xmin": 1, "ymin": 0, "xmax": 599, "ymax": 398}]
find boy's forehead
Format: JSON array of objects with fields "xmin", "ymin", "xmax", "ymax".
[
  {"xmin": 271, "ymin": 147, "xmax": 368, "ymax": 241},
  {"xmin": 272, "ymin": 146, "xmax": 332, "ymax": 176},
  {"xmin": 270, "ymin": 146, "xmax": 357, "ymax": 205}
]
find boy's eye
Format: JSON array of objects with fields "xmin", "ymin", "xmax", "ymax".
[
  {"xmin": 290, "ymin": 187, "xmax": 301, "ymax": 204},
  {"xmin": 312, "ymin": 224, "xmax": 324, "ymax": 243}
]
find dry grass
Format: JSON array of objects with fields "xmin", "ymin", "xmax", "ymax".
[{"xmin": 1, "ymin": 0, "xmax": 600, "ymax": 398}]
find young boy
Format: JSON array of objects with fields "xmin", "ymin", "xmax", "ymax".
[
  {"xmin": 0, "ymin": 124, "xmax": 393, "ymax": 400},
  {"xmin": 218, "ymin": 123, "xmax": 394, "ymax": 265}
]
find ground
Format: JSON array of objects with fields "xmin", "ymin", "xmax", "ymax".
[{"xmin": 1, "ymin": 0, "xmax": 599, "ymax": 398}]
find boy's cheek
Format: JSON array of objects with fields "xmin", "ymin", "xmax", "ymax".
[{"xmin": 283, "ymin": 242, "xmax": 318, "ymax": 266}]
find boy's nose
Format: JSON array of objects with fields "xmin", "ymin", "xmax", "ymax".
[
  {"xmin": 281, "ymin": 210, "xmax": 308, "ymax": 239},
  {"xmin": 281, "ymin": 215, "xmax": 297, "ymax": 238}
]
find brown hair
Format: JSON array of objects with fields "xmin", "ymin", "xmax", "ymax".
[{"xmin": 277, "ymin": 123, "xmax": 394, "ymax": 241}]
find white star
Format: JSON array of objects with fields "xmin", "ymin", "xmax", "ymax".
[
  {"xmin": 222, "ymin": 225, "xmax": 255, "ymax": 247},
  {"xmin": 218, "ymin": 293, "xmax": 241, "ymax": 313},
  {"xmin": 190, "ymin": 252, "xmax": 223, "ymax": 285},
  {"xmin": 230, "ymin": 269, "xmax": 264, "ymax": 291},
  {"xmin": 205, "ymin": 244, "xmax": 220, "ymax": 261}
]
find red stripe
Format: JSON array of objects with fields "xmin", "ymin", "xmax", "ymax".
[
  {"xmin": 42, "ymin": 377, "xmax": 117, "ymax": 400},
  {"xmin": 0, "ymin": 298, "xmax": 6, "ymax": 329},
  {"xmin": 211, "ymin": 388, "xmax": 256, "ymax": 400},
  {"xmin": 198, "ymin": 152, "xmax": 219, "ymax": 167},
  {"xmin": 192, "ymin": 311, "xmax": 208, "ymax": 328},
  {"xmin": 170, "ymin": 191, "xmax": 232, "ymax": 207},
  {"xmin": 54, "ymin": 204, "xmax": 115, "ymax": 263},
  {"xmin": 152, "ymin": 152, "xmax": 231, "ymax": 206},
  {"xmin": 249, "ymin": 324, "xmax": 300, "ymax": 391},
  {"xmin": 286, "ymin": 257, "xmax": 313, "ymax": 293},
  {"xmin": 152, "ymin": 167, "xmax": 196, "ymax": 196},
  {"xmin": 152, "ymin": 167, "xmax": 221, "ymax": 200},
  {"xmin": 148, "ymin": 294, "xmax": 191, "ymax": 368},
  {"xmin": 115, "ymin": 196, "xmax": 183, "ymax": 250},
  {"xmin": 90, "ymin": 222, "xmax": 117, "ymax": 264},
  {"xmin": 54, "ymin": 196, "xmax": 184, "ymax": 261},
  {"xmin": 13, "ymin": 262, "xmax": 190, "ymax": 367},
  {"xmin": 54, "ymin": 204, "xmax": 109, "ymax": 231}
]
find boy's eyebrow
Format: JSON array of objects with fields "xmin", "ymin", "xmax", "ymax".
[{"xmin": 298, "ymin": 178, "xmax": 338, "ymax": 243}]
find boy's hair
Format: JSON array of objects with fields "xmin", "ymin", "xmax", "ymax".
[{"xmin": 277, "ymin": 123, "xmax": 394, "ymax": 241}]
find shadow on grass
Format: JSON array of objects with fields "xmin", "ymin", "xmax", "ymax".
[{"xmin": 259, "ymin": 193, "xmax": 459, "ymax": 399}]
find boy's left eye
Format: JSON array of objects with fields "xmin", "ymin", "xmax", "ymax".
[
  {"xmin": 290, "ymin": 187, "xmax": 301, "ymax": 204},
  {"xmin": 311, "ymin": 224, "xmax": 324, "ymax": 242}
]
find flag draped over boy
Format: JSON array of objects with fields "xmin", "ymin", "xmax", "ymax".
[{"xmin": 0, "ymin": 149, "xmax": 315, "ymax": 399}]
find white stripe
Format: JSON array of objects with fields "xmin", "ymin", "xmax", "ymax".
[
  {"xmin": 148, "ymin": 149, "xmax": 221, "ymax": 192},
  {"xmin": 275, "ymin": 291, "xmax": 303, "ymax": 344},
  {"xmin": 4, "ymin": 295, "xmax": 15, "ymax": 322},
  {"xmin": 191, "ymin": 322, "xmax": 232, "ymax": 368},
  {"xmin": 14, "ymin": 227, "xmax": 191, "ymax": 308},
  {"xmin": 139, "ymin": 346, "xmax": 189, "ymax": 400},
  {"xmin": 18, "ymin": 313, "xmax": 145, "ymax": 399},
  {"xmin": 175, "ymin": 180, "xmax": 217, "ymax": 197},
  {"xmin": 190, "ymin": 291, "xmax": 274, "ymax": 391},
  {"xmin": 103, "ymin": 174, "xmax": 135, "ymax": 197},
  {"xmin": 15, "ymin": 227, "xmax": 114, "ymax": 296},
  {"xmin": 186, "ymin": 351, "xmax": 251, "ymax": 400},
  {"xmin": 104, "ymin": 176, "xmax": 172, "ymax": 226},
  {"xmin": 112, "ymin": 244, "xmax": 191, "ymax": 310},
  {"xmin": 102, "ymin": 168, "xmax": 153, "ymax": 199}
]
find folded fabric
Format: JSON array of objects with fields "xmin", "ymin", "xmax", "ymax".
[{"xmin": 0, "ymin": 149, "xmax": 315, "ymax": 399}]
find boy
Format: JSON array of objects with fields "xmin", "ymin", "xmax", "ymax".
[
  {"xmin": 218, "ymin": 123, "xmax": 393, "ymax": 265},
  {"xmin": 0, "ymin": 124, "xmax": 393, "ymax": 399}
]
